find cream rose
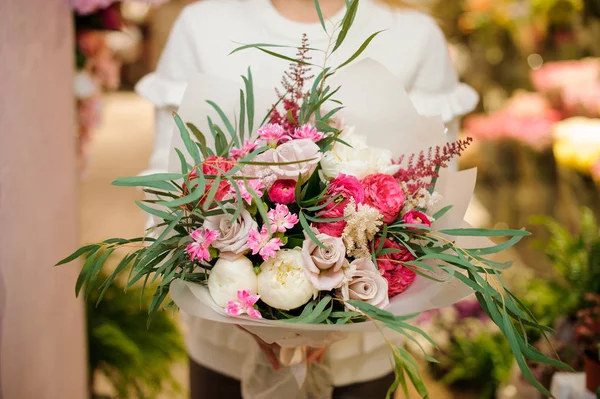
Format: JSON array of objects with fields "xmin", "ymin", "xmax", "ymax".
[
  {"xmin": 339, "ymin": 258, "xmax": 389, "ymax": 309},
  {"xmin": 302, "ymin": 231, "xmax": 348, "ymax": 291},
  {"xmin": 268, "ymin": 139, "xmax": 322, "ymax": 181},
  {"xmin": 258, "ymin": 249, "xmax": 315, "ymax": 310},
  {"xmin": 203, "ymin": 208, "xmax": 257, "ymax": 255},
  {"xmin": 208, "ymin": 256, "xmax": 258, "ymax": 307}
]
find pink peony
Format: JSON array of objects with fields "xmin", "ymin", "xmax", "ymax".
[
  {"xmin": 402, "ymin": 210, "xmax": 431, "ymax": 229},
  {"xmin": 374, "ymin": 238, "xmax": 415, "ymax": 272},
  {"xmin": 361, "ymin": 174, "xmax": 405, "ymax": 224},
  {"xmin": 292, "ymin": 124, "xmax": 325, "ymax": 142},
  {"xmin": 257, "ymin": 123, "xmax": 290, "ymax": 147},
  {"xmin": 268, "ymin": 179, "xmax": 297, "ymax": 204},
  {"xmin": 314, "ymin": 174, "xmax": 365, "ymax": 237},
  {"xmin": 382, "ymin": 266, "xmax": 416, "ymax": 297}
]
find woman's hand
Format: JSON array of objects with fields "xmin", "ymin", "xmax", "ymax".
[{"xmin": 237, "ymin": 326, "xmax": 327, "ymax": 370}]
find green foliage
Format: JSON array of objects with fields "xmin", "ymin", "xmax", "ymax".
[
  {"xmin": 431, "ymin": 329, "xmax": 514, "ymax": 399},
  {"xmin": 87, "ymin": 274, "xmax": 186, "ymax": 399}
]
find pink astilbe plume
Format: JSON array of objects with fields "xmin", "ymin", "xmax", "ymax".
[
  {"xmin": 394, "ymin": 138, "xmax": 473, "ymax": 194},
  {"xmin": 269, "ymin": 34, "xmax": 313, "ymax": 134}
]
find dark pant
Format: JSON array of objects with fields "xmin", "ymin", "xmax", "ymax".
[{"xmin": 189, "ymin": 358, "xmax": 395, "ymax": 399}]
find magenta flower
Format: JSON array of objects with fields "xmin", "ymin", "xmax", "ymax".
[
  {"xmin": 292, "ymin": 124, "xmax": 325, "ymax": 142},
  {"xmin": 248, "ymin": 226, "xmax": 283, "ymax": 261},
  {"xmin": 402, "ymin": 210, "xmax": 431, "ymax": 229},
  {"xmin": 186, "ymin": 228, "xmax": 219, "ymax": 262},
  {"xmin": 231, "ymin": 140, "xmax": 258, "ymax": 159},
  {"xmin": 257, "ymin": 123, "xmax": 290, "ymax": 147},
  {"xmin": 225, "ymin": 289, "xmax": 262, "ymax": 319},
  {"xmin": 232, "ymin": 179, "xmax": 265, "ymax": 203},
  {"xmin": 267, "ymin": 204, "xmax": 299, "ymax": 233}
]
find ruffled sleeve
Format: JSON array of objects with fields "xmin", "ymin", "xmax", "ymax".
[
  {"xmin": 134, "ymin": 5, "xmax": 199, "ymax": 108},
  {"xmin": 408, "ymin": 19, "xmax": 479, "ymax": 123}
]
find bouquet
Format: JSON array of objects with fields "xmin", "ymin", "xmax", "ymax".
[{"xmin": 58, "ymin": 2, "xmax": 566, "ymax": 397}]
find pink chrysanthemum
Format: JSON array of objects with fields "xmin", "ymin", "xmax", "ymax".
[
  {"xmin": 248, "ymin": 226, "xmax": 283, "ymax": 261},
  {"xmin": 225, "ymin": 289, "xmax": 262, "ymax": 319},
  {"xmin": 267, "ymin": 204, "xmax": 299, "ymax": 233},
  {"xmin": 292, "ymin": 124, "xmax": 325, "ymax": 142},
  {"xmin": 185, "ymin": 228, "xmax": 219, "ymax": 262},
  {"xmin": 257, "ymin": 123, "xmax": 290, "ymax": 147}
]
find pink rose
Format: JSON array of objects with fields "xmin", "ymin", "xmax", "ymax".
[
  {"xmin": 361, "ymin": 174, "xmax": 405, "ymax": 224},
  {"xmin": 268, "ymin": 179, "xmax": 296, "ymax": 204},
  {"xmin": 374, "ymin": 238, "xmax": 414, "ymax": 272},
  {"xmin": 313, "ymin": 174, "xmax": 364, "ymax": 237},
  {"xmin": 267, "ymin": 139, "xmax": 322, "ymax": 181},
  {"xmin": 382, "ymin": 267, "xmax": 416, "ymax": 297},
  {"xmin": 402, "ymin": 210, "xmax": 431, "ymax": 229},
  {"xmin": 302, "ymin": 230, "xmax": 348, "ymax": 290}
]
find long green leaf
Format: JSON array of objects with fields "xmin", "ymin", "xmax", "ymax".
[
  {"xmin": 112, "ymin": 173, "xmax": 183, "ymax": 187},
  {"xmin": 439, "ymin": 228, "xmax": 530, "ymax": 237},
  {"xmin": 238, "ymin": 90, "xmax": 246, "ymax": 143},
  {"xmin": 186, "ymin": 123, "xmax": 209, "ymax": 158},
  {"xmin": 173, "ymin": 113, "xmax": 201, "ymax": 165},
  {"xmin": 314, "ymin": 0, "xmax": 327, "ymax": 32},
  {"xmin": 299, "ymin": 212, "xmax": 327, "ymax": 249},
  {"xmin": 207, "ymin": 100, "xmax": 239, "ymax": 147},
  {"xmin": 332, "ymin": 0, "xmax": 359, "ymax": 52},
  {"xmin": 336, "ymin": 30, "xmax": 384, "ymax": 69},
  {"xmin": 56, "ymin": 244, "xmax": 98, "ymax": 266}
]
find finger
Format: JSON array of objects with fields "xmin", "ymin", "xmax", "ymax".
[
  {"xmin": 306, "ymin": 347, "xmax": 327, "ymax": 365},
  {"xmin": 259, "ymin": 343, "xmax": 280, "ymax": 370}
]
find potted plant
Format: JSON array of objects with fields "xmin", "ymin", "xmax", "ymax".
[{"xmin": 575, "ymin": 294, "xmax": 600, "ymax": 394}]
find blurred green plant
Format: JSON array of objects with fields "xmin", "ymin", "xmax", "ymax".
[
  {"xmin": 87, "ymin": 273, "xmax": 186, "ymax": 399},
  {"xmin": 524, "ymin": 207, "xmax": 600, "ymax": 327},
  {"xmin": 431, "ymin": 328, "xmax": 513, "ymax": 399}
]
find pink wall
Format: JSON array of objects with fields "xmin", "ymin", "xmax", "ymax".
[{"xmin": 0, "ymin": 0, "xmax": 87, "ymax": 398}]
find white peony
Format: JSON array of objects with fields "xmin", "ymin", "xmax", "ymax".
[
  {"xmin": 320, "ymin": 130, "xmax": 401, "ymax": 180},
  {"xmin": 208, "ymin": 255, "xmax": 258, "ymax": 307},
  {"xmin": 257, "ymin": 249, "xmax": 316, "ymax": 310}
]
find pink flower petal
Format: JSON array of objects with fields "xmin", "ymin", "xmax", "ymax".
[
  {"xmin": 225, "ymin": 301, "xmax": 243, "ymax": 316},
  {"xmin": 247, "ymin": 307, "xmax": 263, "ymax": 319}
]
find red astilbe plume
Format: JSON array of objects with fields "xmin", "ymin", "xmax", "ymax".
[
  {"xmin": 269, "ymin": 34, "xmax": 313, "ymax": 134},
  {"xmin": 394, "ymin": 137, "xmax": 473, "ymax": 194}
]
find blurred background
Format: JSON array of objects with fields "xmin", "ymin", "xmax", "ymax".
[{"xmin": 0, "ymin": 0, "xmax": 599, "ymax": 398}]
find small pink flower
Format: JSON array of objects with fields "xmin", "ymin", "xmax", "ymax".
[
  {"xmin": 257, "ymin": 123, "xmax": 290, "ymax": 147},
  {"xmin": 268, "ymin": 179, "xmax": 297, "ymax": 204},
  {"xmin": 186, "ymin": 228, "xmax": 219, "ymax": 262},
  {"xmin": 267, "ymin": 204, "xmax": 299, "ymax": 233},
  {"xmin": 292, "ymin": 124, "xmax": 325, "ymax": 142},
  {"xmin": 403, "ymin": 210, "xmax": 431, "ymax": 229},
  {"xmin": 232, "ymin": 179, "xmax": 265, "ymax": 203},
  {"xmin": 225, "ymin": 289, "xmax": 262, "ymax": 319},
  {"xmin": 248, "ymin": 226, "xmax": 283, "ymax": 261},
  {"xmin": 231, "ymin": 140, "xmax": 258, "ymax": 159}
]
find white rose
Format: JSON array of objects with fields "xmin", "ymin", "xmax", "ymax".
[
  {"xmin": 208, "ymin": 256, "xmax": 258, "ymax": 307},
  {"xmin": 339, "ymin": 258, "xmax": 389, "ymax": 310},
  {"xmin": 203, "ymin": 208, "xmax": 257, "ymax": 255},
  {"xmin": 257, "ymin": 249, "xmax": 316, "ymax": 310}
]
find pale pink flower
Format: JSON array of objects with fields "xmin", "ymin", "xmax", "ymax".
[
  {"xmin": 232, "ymin": 179, "xmax": 265, "ymax": 203},
  {"xmin": 225, "ymin": 289, "xmax": 262, "ymax": 319},
  {"xmin": 267, "ymin": 204, "xmax": 299, "ymax": 233},
  {"xmin": 248, "ymin": 226, "xmax": 283, "ymax": 261},
  {"xmin": 231, "ymin": 140, "xmax": 258, "ymax": 159},
  {"xmin": 186, "ymin": 228, "xmax": 219, "ymax": 262},
  {"xmin": 292, "ymin": 124, "xmax": 325, "ymax": 142},
  {"xmin": 257, "ymin": 123, "xmax": 290, "ymax": 147}
]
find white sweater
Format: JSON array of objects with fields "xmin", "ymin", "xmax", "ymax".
[{"xmin": 136, "ymin": 0, "xmax": 478, "ymax": 388}]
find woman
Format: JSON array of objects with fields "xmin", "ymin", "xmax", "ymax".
[{"xmin": 136, "ymin": 0, "xmax": 478, "ymax": 397}]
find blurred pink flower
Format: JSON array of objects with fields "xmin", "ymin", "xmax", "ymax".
[
  {"xmin": 292, "ymin": 124, "xmax": 325, "ymax": 142},
  {"xmin": 231, "ymin": 140, "xmax": 258, "ymax": 159},
  {"xmin": 72, "ymin": 0, "xmax": 115, "ymax": 15},
  {"xmin": 257, "ymin": 123, "xmax": 290, "ymax": 147},
  {"xmin": 531, "ymin": 59, "xmax": 599, "ymax": 94},
  {"xmin": 225, "ymin": 290, "xmax": 262, "ymax": 319}
]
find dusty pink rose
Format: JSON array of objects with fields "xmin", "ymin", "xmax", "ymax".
[
  {"xmin": 268, "ymin": 179, "xmax": 296, "ymax": 204},
  {"xmin": 361, "ymin": 174, "xmax": 405, "ymax": 224},
  {"xmin": 373, "ymin": 238, "xmax": 414, "ymax": 272},
  {"xmin": 267, "ymin": 139, "xmax": 321, "ymax": 181},
  {"xmin": 402, "ymin": 210, "xmax": 431, "ymax": 229},
  {"xmin": 339, "ymin": 258, "xmax": 389, "ymax": 309},
  {"xmin": 302, "ymin": 230, "xmax": 348, "ymax": 290},
  {"xmin": 382, "ymin": 267, "xmax": 416, "ymax": 297}
]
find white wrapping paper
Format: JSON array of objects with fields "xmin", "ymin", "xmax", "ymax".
[{"xmin": 167, "ymin": 58, "xmax": 483, "ymax": 396}]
